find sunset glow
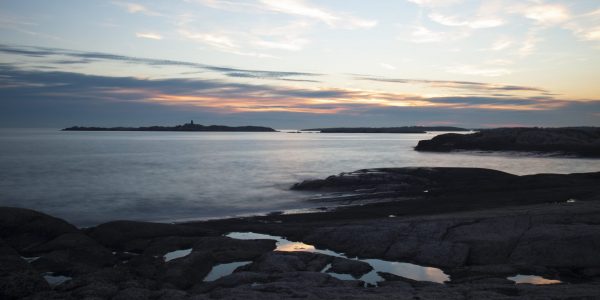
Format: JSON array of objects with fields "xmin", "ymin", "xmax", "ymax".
[{"xmin": 1, "ymin": 0, "xmax": 599, "ymax": 127}]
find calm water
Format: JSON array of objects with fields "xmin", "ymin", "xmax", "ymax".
[{"xmin": 1, "ymin": 129, "xmax": 598, "ymax": 226}]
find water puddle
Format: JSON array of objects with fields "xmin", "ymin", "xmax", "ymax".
[
  {"xmin": 204, "ymin": 261, "xmax": 252, "ymax": 282},
  {"xmin": 226, "ymin": 232, "xmax": 449, "ymax": 285},
  {"xmin": 163, "ymin": 248, "xmax": 192, "ymax": 262},
  {"xmin": 22, "ymin": 256, "xmax": 40, "ymax": 263},
  {"xmin": 508, "ymin": 275, "xmax": 561, "ymax": 285},
  {"xmin": 43, "ymin": 273, "xmax": 72, "ymax": 287}
]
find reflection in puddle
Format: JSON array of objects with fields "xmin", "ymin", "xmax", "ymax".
[
  {"xmin": 43, "ymin": 273, "xmax": 72, "ymax": 287},
  {"xmin": 226, "ymin": 232, "xmax": 449, "ymax": 285},
  {"xmin": 508, "ymin": 275, "xmax": 561, "ymax": 285},
  {"xmin": 204, "ymin": 261, "xmax": 252, "ymax": 282},
  {"xmin": 163, "ymin": 248, "xmax": 192, "ymax": 262}
]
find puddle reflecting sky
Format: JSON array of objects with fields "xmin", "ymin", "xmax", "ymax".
[
  {"xmin": 508, "ymin": 275, "xmax": 562, "ymax": 285},
  {"xmin": 226, "ymin": 232, "xmax": 449, "ymax": 284}
]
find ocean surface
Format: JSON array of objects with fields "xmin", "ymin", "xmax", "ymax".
[{"xmin": 1, "ymin": 129, "xmax": 598, "ymax": 227}]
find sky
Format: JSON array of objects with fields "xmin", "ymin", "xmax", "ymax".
[{"xmin": 1, "ymin": 0, "xmax": 599, "ymax": 128}]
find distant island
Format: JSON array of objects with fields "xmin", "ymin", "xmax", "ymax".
[
  {"xmin": 302, "ymin": 126, "xmax": 470, "ymax": 133},
  {"xmin": 62, "ymin": 121, "xmax": 277, "ymax": 132},
  {"xmin": 415, "ymin": 127, "xmax": 600, "ymax": 157}
]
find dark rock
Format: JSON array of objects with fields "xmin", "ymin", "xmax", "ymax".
[
  {"xmin": 415, "ymin": 127, "xmax": 600, "ymax": 157},
  {"xmin": 193, "ymin": 237, "xmax": 276, "ymax": 263},
  {"xmin": 239, "ymin": 252, "xmax": 332, "ymax": 274},
  {"xmin": 327, "ymin": 257, "xmax": 372, "ymax": 277},
  {"xmin": 164, "ymin": 251, "xmax": 213, "ymax": 289},
  {"xmin": 510, "ymin": 224, "xmax": 600, "ymax": 268},
  {"xmin": 0, "ymin": 239, "xmax": 50, "ymax": 299},
  {"xmin": 112, "ymin": 287, "xmax": 153, "ymax": 300},
  {"xmin": 0, "ymin": 207, "xmax": 78, "ymax": 251},
  {"xmin": 85, "ymin": 221, "xmax": 213, "ymax": 249},
  {"xmin": 28, "ymin": 233, "xmax": 116, "ymax": 275}
]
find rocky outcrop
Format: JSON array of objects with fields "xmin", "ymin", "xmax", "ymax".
[{"xmin": 415, "ymin": 127, "xmax": 600, "ymax": 157}]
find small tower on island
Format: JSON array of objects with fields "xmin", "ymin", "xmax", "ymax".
[{"xmin": 190, "ymin": 120, "xmax": 194, "ymax": 125}]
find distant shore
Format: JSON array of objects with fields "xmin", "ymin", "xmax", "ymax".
[
  {"xmin": 62, "ymin": 122, "xmax": 277, "ymax": 132},
  {"xmin": 2, "ymin": 167, "xmax": 600, "ymax": 299},
  {"xmin": 302, "ymin": 126, "xmax": 470, "ymax": 133},
  {"xmin": 416, "ymin": 127, "xmax": 600, "ymax": 157}
]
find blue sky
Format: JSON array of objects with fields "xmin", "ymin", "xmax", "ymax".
[{"xmin": 1, "ymin": 0, "xmax": 599, "ymax": 128}]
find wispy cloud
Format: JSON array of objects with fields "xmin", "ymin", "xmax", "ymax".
[
  {"xmin": 0, "ymin": 44, "xmax": 318, "ymax": 80},
  {"xmin": 0, "ymin": 64, "xmax": 576, "ymax": 115},
  {"xmin": 113, "ymin": 2, "xmax": 162, "ymax": 16},
  {"xmin": 195, "ymin": 0, "xmax": 377, "ymax": 29},
  {"xmin": 428, "ymin": 13, "xmax": 504, "ymax": 29},
  {"xmin": 135, "ymin": 32, "xmax": 163, "ymax": 40},
  {"xmin": 356, "ymin": 76, "xmax": 547, "ymax": 93},
  {"xmin": 445, "ymin": 65, "xmax": 511, "ymax": 77}
]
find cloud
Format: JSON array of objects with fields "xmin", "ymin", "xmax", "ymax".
[
  {"xmin": 356, "ymin": 76, "xmax": 548, "ymax": 94},
  {"xmin": 1, "ymin": 64, "xmax": 596, "ymax": 128},
  {"xmin": 518, "ymin": 3, "xmax": 570, "ymax": 26},
  {"xmin": 113, "ymin": 2, "xmax": 162, "ymax": 16},
  {"xmin": 0, "ymin": 44, "xmax": 318, "ymax": 80},
  {"xmin": 428, "ymin": 13, "xmax": 504, "ymax": 29},
  {"xmin": 196, "ymin": 0, "xmax": 377, "ymax": 29},
  {"xmin": 407, "ymin": 26, "xmax": 466, "ymax": 43},
  {"xmin": 445, "ymin": 65, "xmax": 511, "ymax": 77},
  {"xmin": 135, "ymin": 32, "xmax": 163, "ymax": 40},
  {"xmin": 490, "ymin": 38, "xmax": 513, "ymax": 51},
  {"xmin": 407, "ymin": 0, "xmax": 463, "ymax": 8},
  {"xmin": 379, "ymin": 63, "xmax": 397, "ymax": 70}
]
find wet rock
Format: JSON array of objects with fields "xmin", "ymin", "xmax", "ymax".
[
  {"xmin": 112, "ymin": 287, "xmax": 153, "ymax": 300},
  {"xmin": 28, "ymin": 233, "xmax": 116, "ymax": 275},
  {"xmin": 0, "ymin": 207, "xmax": 78, "ymax": 251},
  {"xmin": 239, "ymin": 252, "xmax": 332, "ymax": 274},
  {"xmin": 510, "ymin": 224, "xmax": 600, "ymax": 268},
  {"xmin": 70, "ymin": 281, "xmax": 119, "ymax": 299},
  {"xmin": 193, "ymin": 237, "xmax": 276, "ymax": 263},
  {"xmin": 142, "ymin": 236, "xmax": 201, "ymax": 257},
  {"xmin": 304, "ymin": 225, "xmax": 404, "ymax": 258},
  {"xmin": 164, "ymin": 251, "xmax": 213, "ymax": 289},
  {"xmin": 86, "ymin": 221, "xmax": 214, "ymax": 249},
  {"xmin": 385, "ymin": 238, "xmax": 469, "ymax": 268},
  {"xmin": 328, "ymin": 257, "xmax": 373, "ymax": 277},
  {"xmin": 0, "ymin": 239, "xmax": 50, "ymax": 299},
  {"xmin": 192, "ymin": 271, "xmax": 269, "ymax": 293}
]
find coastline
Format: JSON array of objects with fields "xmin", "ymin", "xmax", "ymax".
[{"xmin": 2, "ymin": 167, "xmax": 600, "ymax": 299}]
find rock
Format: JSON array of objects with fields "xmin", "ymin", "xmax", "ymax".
[
  {"xmin": 415, "ymin": 127, "xmax": 600, "ymax": 157},
  {"xmin": 193, "ymin": 237, "xmax": 276, "ymax": 263},
  {"xmin": 112, "ymin": 287, "xmax": 153, "ymax": 300},
  {"xmin": 85, "ymin": 221, "xmax": 214, "ymax": 249},
  {"xmin": 510, "ymin": 224, "xmax": 600, "ymax": 268},
  {"xmin": 164, "ymin": 251, "xmax": 213, "ymax": 289},
  {"xmin": 385, "ymin": 239, "xmax": 469, "ymax": 268},
  {"xmin": 239, "ymin": 252, "xmax": 332, "ymax": 274},
  {"xmin": 0, "ymin": 207, "xmax": 78, "ymax": 251},
  {"xmin": 327, "ymin": 257, "xmax": 372, "ymax": 278},
  {"xmin": 27, "ymin": 233, "xmax": 116, "ymax": 275},
  {"xmin": 0, "ymin": 239, "xmax": 50, "ymax": 299}
]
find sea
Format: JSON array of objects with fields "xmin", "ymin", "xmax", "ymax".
[{"xmin": 1, "ymin": 129, "xmax": 598, "ymax": 227}]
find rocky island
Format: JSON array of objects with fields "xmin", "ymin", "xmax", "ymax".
[
  {"xmin": 2, "ymin": 167, "xmax": 600, "ymax": 299},
  {"xmin": 302, "ymin": 126, "xmax": 469, "ymax": 133},
  {"xmin": 62, "ymin": 121, "xmax": 277, "ymax": 132},
  {"xmin": 415, "ymin": 127, "xmax": 600, "ymax": 157}
]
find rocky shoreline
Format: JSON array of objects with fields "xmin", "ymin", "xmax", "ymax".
[
  {"xmin": 2, "ymin": 167, "xmax": 600, "ymax": 299},
  {"xmin": 415, "ymin": 127, "xmax": 600, "ymax": 157}
]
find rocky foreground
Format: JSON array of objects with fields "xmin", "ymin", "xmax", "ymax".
[
  {"xmin": 415, "ymin": 127, "xmax": 600, "ymax": 157},
  {"xmin": 2, "ymin": 167, "xmax": 600, "ymax": 299}
]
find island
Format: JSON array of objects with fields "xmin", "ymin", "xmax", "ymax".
[
  {"xmin": 415, "ymin": 127, "xmax": 600, "ymax": 157},
  {"xmin": 3, "ymin": 167, "xmax": 600, "ymax": 299},
  {"xmin": 302, "ymin": 126, "xmax": 469, "ymax": 133},
  {"xmin": 62, "ymin": 121, "xmax": 277, "ymax": 132}
]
